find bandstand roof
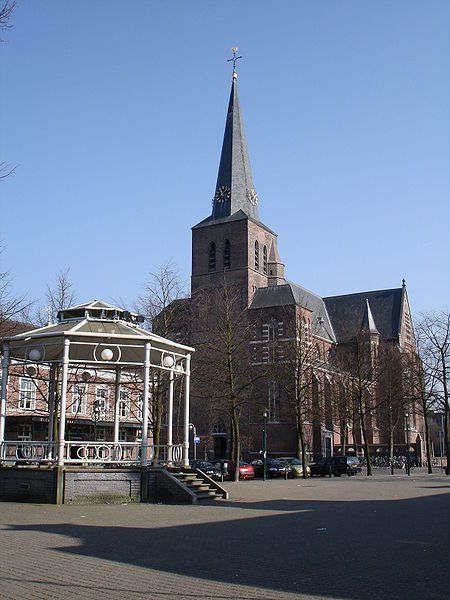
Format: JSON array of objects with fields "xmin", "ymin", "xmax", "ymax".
[{"xmin": 4, "ymin": 300, "xmax": 194, "ymax": 370}]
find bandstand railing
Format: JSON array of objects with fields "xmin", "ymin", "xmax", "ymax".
[
  {"xmin": 0, "ymin": 441, "xmax": 55, "ymax": 463},
  {"xmin": 0, "ymin": 440, "xmax": 184, "ymax": 466}
]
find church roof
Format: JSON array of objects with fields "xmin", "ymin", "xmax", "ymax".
[
  {"xmin": 250, "ymin": 283, "xmax": 404, "ymax": 344},
  {"xmin": 323, "ymin": 288, "xmax": 403, "ymax": 342},
  {"xmin": 249, "ymin": 282, "xmax": 336, "ymax": 342},
  {"xmin": 210, "ymin": 77, "xmax": 259, "ymax": 222},
  {"xmin": 192, "ymin": 209, "xmax": 276, "ymax": 235},
  {"xmin": 268, "ymin": 239, "xmax": 283, "ymax": 264}
]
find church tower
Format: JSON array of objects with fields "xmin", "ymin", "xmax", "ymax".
[{"xmin": 191, "ymin": 55, "xmax": 284, "ymax": 306}]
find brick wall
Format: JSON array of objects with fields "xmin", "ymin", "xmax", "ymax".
[
  {"xmin": 0, "ymin": 467, "xmax": 56, "ymax": 503},
  {"xmin": 64, "ymin": 469, "xmax": 141, "ymax": 504}
]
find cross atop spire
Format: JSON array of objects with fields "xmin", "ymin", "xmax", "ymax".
[{"xmin": 227, "ymin": 47, "xmax": 242, "ymax": 80}]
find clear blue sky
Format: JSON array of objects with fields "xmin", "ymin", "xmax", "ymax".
[{"xmin": 1, "ymin": 0, "xmax": 449, "ymax": 316}]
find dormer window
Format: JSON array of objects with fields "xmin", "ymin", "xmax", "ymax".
[
  {"xmin": 263, "ymin": 245, "xmax": 268, "ymax": 274},
  {"xmin": 224, "ymin": 239, "xmax": 231, "ymax": 269},
  {"xmin": 255, "ymin": 241, "xmax": 259, "ymax": 270},
  {"xmin": 208, "ymin": 242, "xmax": 216, "ymax": 272}
]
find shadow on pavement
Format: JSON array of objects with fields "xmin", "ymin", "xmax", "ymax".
[{"xmin": 8, "ymin": 494, "xmax": 450, "ymax": 600}]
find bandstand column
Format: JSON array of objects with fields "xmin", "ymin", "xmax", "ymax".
[
  {"xmin": 183, "ymin": 354, "xmax": 191, "ymax": 467},
  {"xmin": 0, "ymin": 342, "xmax": 10, "ymax": 445},
  {"xmin": 57, "ymin": 338, "xmax": 70, "ymax": 466},
  {"xmin": 47, "ymin": 364, "xmax": 56, "ymax": 459},
  {"xmin": 141, "ymin": 342, "xmax": 151, "ymax": 466},
  {"xmin": 113, "ymin": 366, "xmax": 121, "ymax": 444},
  {"xmin": 167, "ymin": 369, "xmax": 174, "ymax": 463}
]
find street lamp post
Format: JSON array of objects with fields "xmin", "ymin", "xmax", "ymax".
[
  {"xmin": 262, "ymin": 408, "xmax": 268, "ymax": 482},
  {"xmin": 189, "ymin": 423, "xmax": 197, "ymax": 461},
  {"xmin": 404, "ymin": 411, "xmax": 410, "ymax": 476}
]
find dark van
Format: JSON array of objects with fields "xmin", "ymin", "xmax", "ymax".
[{"xmin": 310, "ymin": 456, "xmax": 361, "ymax": 477}]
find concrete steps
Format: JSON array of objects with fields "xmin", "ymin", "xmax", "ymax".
[{"xmin": 170, "ymin": 469, "xmax": 228, "ymax": 501}]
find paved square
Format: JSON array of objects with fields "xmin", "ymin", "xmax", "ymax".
[{"xmin": 0, "ymin": 470, "xmax": 449, "ymax": 599}]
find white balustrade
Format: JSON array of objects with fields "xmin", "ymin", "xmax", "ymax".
[
  {"xmin": 0, "ymin": 440, "xmax": 184, "ymax": 466},
  {"xmin": 0, "ymin": 441, "xmax": 55, "ymax": 463}
]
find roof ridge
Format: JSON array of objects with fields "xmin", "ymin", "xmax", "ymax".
[
  {"xmin": 286, "ymin": 280, "xmax": 324, "ymax": 301},
  {"xmin": 323, "ymin": 287, "xmax": 402, "ymax": 300}
]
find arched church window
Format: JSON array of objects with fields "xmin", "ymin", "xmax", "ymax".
[
  {"xmin": 255, "ymin": 241, "xmax": 259, "ymax": 270},
  {"xmin": 263, "ymin": 245, "xmax": 268, "ymax": 274},
  {"xmin": 213, "ymin": 421, "xmax": 226, "ymax": 434},
  {"xmin": 208, "ymin": 242, "xmax": 216, "ymax": 272},
  {"xmin": 223, "ymin": 239, "xmax": 231, "ymax": 269}
]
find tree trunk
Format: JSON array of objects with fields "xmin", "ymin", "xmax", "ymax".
[
  {"xmin": 295, "ymin": 410, "xmax": 308, "ymax": 479},
  {"xmin": 341, "ymin": 420, "xmax": 347, "ymax": 456},
  {"xmin": 445, "ymin": 408, "xmax": 450, "ymax": 476},
  {"xmin": 423, "ymin": 413, "xmax": 433, "ymax": 474},
  {"xmin": 231, "ymin": 407, "xmax": 240, "ymax": 482},
  {"xmin": 388, "ymin": 405, "xmax": 394, "ymax": 475},
  {"xmin": 359, "ymin": 392, "xmax": 372, "ymax": 476}
]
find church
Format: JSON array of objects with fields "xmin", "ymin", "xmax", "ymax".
[{"xmin": 173, "ymin": 58, "xmax": 421, "ymax": 465}]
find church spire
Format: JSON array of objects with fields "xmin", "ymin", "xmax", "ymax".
[
  {"xmin": 361, "ymin": 299, "xmax": 380, "ymax": 335},
  {"xmin": 212, "ymin": 49, "xmax": 260, "ymax": 221}
]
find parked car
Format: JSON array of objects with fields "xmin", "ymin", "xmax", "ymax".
[
  {"xmin": 279, "ymin": 457, "xmax": 311, "ymax": 478},
  {"xmin": 226, "ymin": 460, "xmax": 255, "ymax": 480},
  {"xmin": 309, "ymin": 456, "xmax": 362, "ymax": 477},
  {"xmin": 250, "ymin": 458, "xmax": 290, "ymax": 479},
  {"xmin": 190, "ymin": 460, "xmax": 222, "ymax": 480}
]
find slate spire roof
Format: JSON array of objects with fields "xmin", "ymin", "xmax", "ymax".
[
  {"xmin": 361, "ymin": 299, "xmax": 380, "ymax": 335},
  {"xmin": 211, "ymin": 75, "xmax": 260, "ymax": 222}
]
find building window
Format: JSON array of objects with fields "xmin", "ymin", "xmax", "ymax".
[
  {"xmin": 119, "ymin": 391, "xmax": 130, "ymax": 418},
  {"xmin": 94, "ymin": 387, "xmax": 108, "ymax": 416},
  {"xmin": 255, "ymin": 241, "xmax": 259, "ymax": 270},
  {"xmin": 268, "ymin": 318, "xmax": 277, "ymax": 340},
  {"xmin": 17, "ymin": 423, "xmax": 32, "ymax": 441},
  {"xmin": 262, "ymin": 319, "xmax": 283, "ymax": 341},
  {"xmin": 95, "ymin": 426, "xmax": 106, "ymax": 442},
  {"xmin": 137, "ymin": 394, "xmax": 143, "ymax": 419},
  {"xmin": 71, "ymin": 384, "xmax": 87, "ymax": 415},
  {"xmin": 19, "ymin": 377, "xmax": 36, "ymax": 410},
  {"xmin": 119, "ymin": 428, "xmax": 128, "ymax": 442},
  {"xmin": 269, "ymin": 381, "xmax": 280, "ymax": 422},
  {"xmin": 263, "ymin": 245, "xmax": 268, "ymax": 274},
  {"xmin": 208, "ymin": 241, "xmax": 216, "ymax": 272},
  {"xmin": 223, "ymin": 239, "xmax": 231, "ymax": 269}
]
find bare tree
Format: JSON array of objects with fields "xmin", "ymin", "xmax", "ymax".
[
  {"xmin": 0, "ymin": 245, "xmax": 33, "ymax": 337},
  {"xmin": 193, "ymin": 277, "xmax": 261, "ymax": 480},
  {"xmin": 415, "ymin": 311, "xmax": 450, "ymax": 474},
  {"xmin": 269, "ymin": 307, "xmax": 324, "ymax": 476},
  {"xmin": 0, "ymin": 0, "xmax": 15, "ymax": 36},
  {"xmin": 40, "ymin": 268, "xmax": 77, "ymax": 325},
  {"xmin": 403, "ymin": 348, "xmax": 438, "ymax": 474},
  {"xmin": 377, "ymin": 344, "xmax": 409, "ymax": 474},
  {"xmin": 136, "ymin": 261, "xmax": 187, "ymax": 336},
  {"xmin": 0, "ymin": 162, "xmax": 16, "ymax": 181},
  {"xmin": 135, "ymin": 262, "xmax": 188, "ymax": 463},
  {"xmin": 335, "ymin": 333, "xmax": 384, "ymax": 476},
  {"xmin": 1, "ymin": 2, "xmax": 18, "ymax": 180}
]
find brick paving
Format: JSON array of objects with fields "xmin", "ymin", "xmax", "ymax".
[{"xmin": 0, "ymin": 470, "xmax": 449, "ymax": 600}]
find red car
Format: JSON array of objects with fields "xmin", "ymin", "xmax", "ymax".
[{"xmin": 227, "ymin": 461, "xmax": 255, "ymax": 480}]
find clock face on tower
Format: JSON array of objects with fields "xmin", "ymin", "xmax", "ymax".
[
  {"xmin": 214, "ymin": 186, "xmax": 231, "ymax": 203},
  {"xmin": 247, "ymin": 188, "xmax": 258, "ymax": 206}
]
